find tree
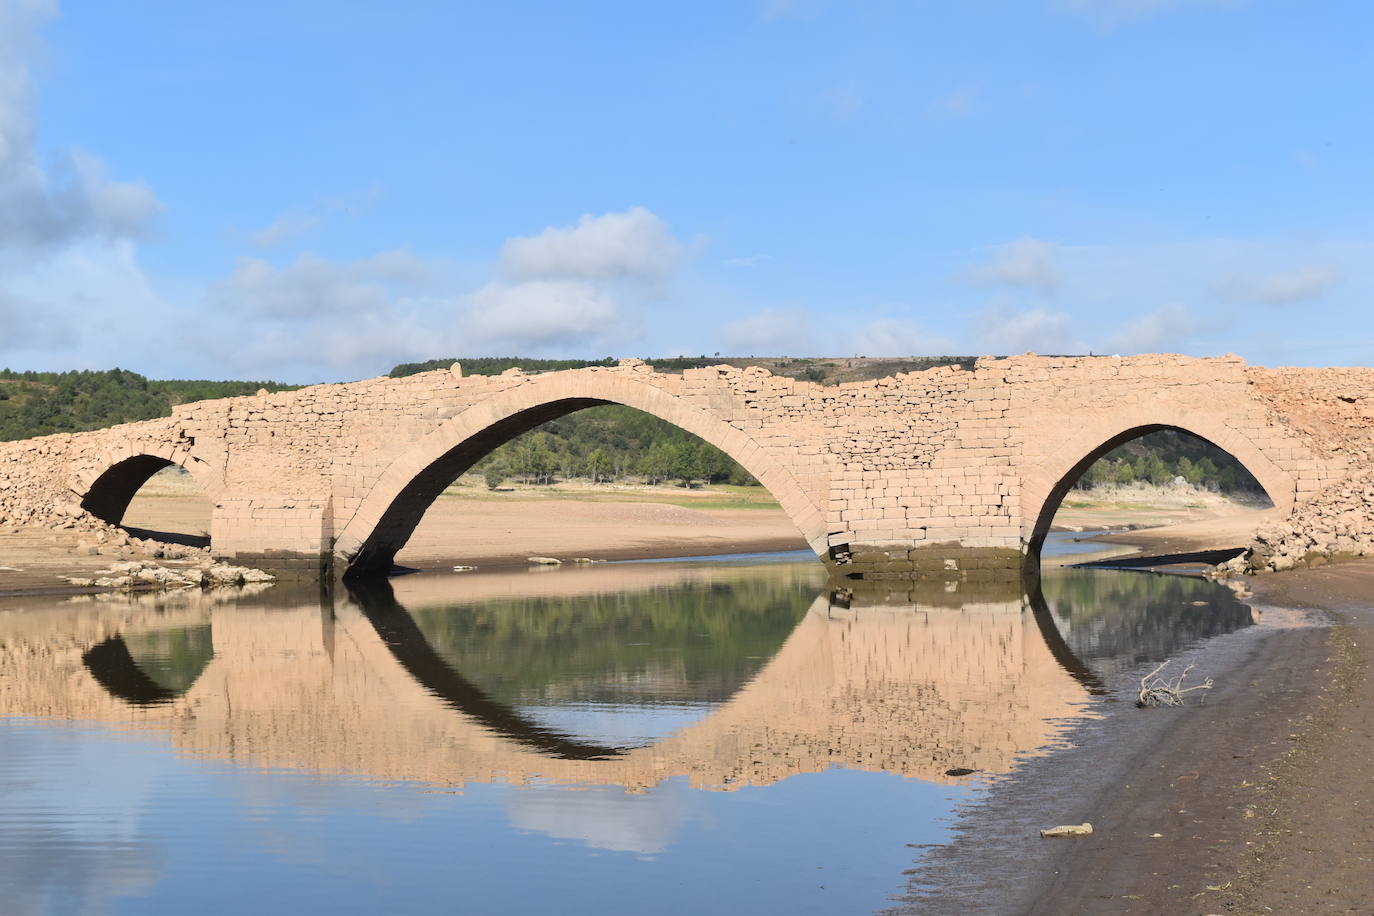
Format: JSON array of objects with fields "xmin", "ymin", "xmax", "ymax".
[
  {"xmin": 586, "ymin": 448, "xmax": 612, "ymax": 484},
  {"xmin": 483, "ymin": 462, "xmax": 507, "ymax": 490}
]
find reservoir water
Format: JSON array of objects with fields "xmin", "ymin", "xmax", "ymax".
[{"xmin": 0, "ymin": 553, "xmax": 1258, "ymax": 915}]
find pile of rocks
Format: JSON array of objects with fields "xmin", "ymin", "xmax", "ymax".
[
  {"xmin": 61, "ymin": 560, "xmax": 275, "ymax": 591},
  {"xmin": 1214, "ymin": 469, "xmax": 1374, "ymax": 575}
]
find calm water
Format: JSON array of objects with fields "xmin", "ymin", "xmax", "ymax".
[{"xmin": 0, "ymin": 555, "xmax": 1257, "ymax": 915}]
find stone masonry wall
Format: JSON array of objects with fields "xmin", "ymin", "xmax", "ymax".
[{"xmin": 2, "ymin": 355, "xmax": 1372, "ymax": 580}]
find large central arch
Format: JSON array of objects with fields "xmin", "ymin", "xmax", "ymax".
[
  {"xmin": 1020, "ymin": 409, "xmax": 1296, "ymax": 556},
  {"xmin": 334, "ymin": 372, "xmax": 829, "ymax": 577}
]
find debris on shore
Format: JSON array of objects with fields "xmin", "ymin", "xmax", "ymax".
[{"xmin": 60, "ymin": 560, "xmax": 275, "ymax": 591}]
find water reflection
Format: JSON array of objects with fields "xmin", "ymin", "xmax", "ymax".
[
  {"xmin": 0, "ymin": 559, "xmax": 1266, "ymax": 915},
  {"xmin": 1037, "ymin": 568, "xmax": 1256, "ymax": 677},
  {"xmin": 0, "ymin": 563, "xmax": 1260, "ymax": 793}
]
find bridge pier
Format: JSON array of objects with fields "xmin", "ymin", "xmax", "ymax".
[
  {"xmin": 827, "ymin": 541, "xmax": 1027, "ymax": 583},
  {"xmin": 210, "ymin": 495, "xmax": 334, "ymax": 580}
]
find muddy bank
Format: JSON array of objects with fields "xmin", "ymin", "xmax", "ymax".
[{"xmin": 894, "ymin": 558, "xmax": 1374, "ymax": 914}]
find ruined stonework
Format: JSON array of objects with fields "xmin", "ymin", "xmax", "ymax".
[{"xmin": 1, "ymin": 355, "xmax": 1372, "ymax": 579}]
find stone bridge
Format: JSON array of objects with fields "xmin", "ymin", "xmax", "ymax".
[{"xmin": 2, "ymin": 354, "xmax": 1372, "ymax": 579}]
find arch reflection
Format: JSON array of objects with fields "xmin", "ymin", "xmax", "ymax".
[
  {"xmin": 4, "ymin": 561, "xmax": 1256, "ymax": 793},
  {"xmin": 82, "ymin": 622, "xmax": 214, "ymax": 707}
]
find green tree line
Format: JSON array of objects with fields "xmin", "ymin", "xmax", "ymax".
[
  {"xmin": 1076, "ymin": 429, "xmax": 1263, "ymax": 494},
  {"xmin": 475, "ymin": 405, "xmax": 756, "ymax": 489},
  {"xmin": 0, "ymin": 369, "xmax": 297, "ymax": 441}
]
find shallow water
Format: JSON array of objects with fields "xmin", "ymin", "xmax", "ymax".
[{"xmin": 0, "ymin": 555, "xmax": 1256, "ymax": 915}]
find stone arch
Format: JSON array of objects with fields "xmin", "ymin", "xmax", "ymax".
[
  {"xmin": 335, "ymin": 371, "xmax": 828, "ymax": 577},
  {"xmin": 1020, "ymin": 410, "xmax": 1296, "ymax": 555},
  {"xmin": 74, "ymin": 446, "xmax": 223, "ymax": 529}
]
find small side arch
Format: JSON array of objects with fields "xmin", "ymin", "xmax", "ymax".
[
  {"xmin": 74, "ymin": 446, "xmax": 224, "ymax": 528},
  {"xmin": 1020, "ymin": 411, "xmax": 1296, "ymax": 555},
  {"xmin": 335, "ymin": 372, "xmax": 829, "ymax": 577}
]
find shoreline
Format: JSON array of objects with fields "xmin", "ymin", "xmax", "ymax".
[
  {"xmin": 391, "ymin": 535, "xmax": 813, "ymax": 574},
  {"xmin": 897, "ymin": 556, "xmax": 1374, "ymax": 914}
]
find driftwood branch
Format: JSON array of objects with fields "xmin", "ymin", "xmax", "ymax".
[{"xmin": 1136, "ymin": 661, "xmax": 1213, "ymax": 708}]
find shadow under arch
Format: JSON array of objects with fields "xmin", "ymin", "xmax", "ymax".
[
  {"xmin": 82, "ymin": 633, "xmax": 213, "ymax": 707},
  {"xmin": 346, "ymin": 579, "xmax": 630, "ymax": 761},
  {"xmin": 1023, "ymin": 422, "xmax": 1288, "ymax": 560},
  {"xmin": 78, "ymin": 452, "xmax": 217, "ymax": 548},
  {"xmin": 335, "ymin": 373, "xmax": 828, "ymax": 578}
]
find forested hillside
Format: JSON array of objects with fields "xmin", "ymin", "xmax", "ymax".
[
  {"xmin": 0, "ymin": 369, "xmax": 296, "ymax": 441},
  {"xmin": 1075, "ymin": 429, "xmax": 1263, "ymax": 493},
  {"xmin": 475, "ymin": 405, "xmax": 754, "ymax": 488}
]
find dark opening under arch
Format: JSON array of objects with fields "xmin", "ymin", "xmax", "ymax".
[
  {"xmin": 80, "ymin": 455, "xmax": 212, "ymax": 548},
  {"xmin": 81, "ymin": 455, "xmax": 175, "ymax": 527},
  {"xmin": 1027, "ymin": 424, "xmax": 1274, "ymax": 557}
]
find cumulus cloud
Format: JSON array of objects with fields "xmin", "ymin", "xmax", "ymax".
[
  {"xmin": 721, "ymin": 307, "xmax": 818, "ymax": 355},
  {"xmin": 216, "ymin": 250, "xmax": 431, "ymax": 318},
  {"xmin": 0, "ymin": 1, "xmax": 162, "ymax": 251},
  {"xmin": 203, "ymin": 208, "xmax": 687, "ymax": 376},
  {"xmin": 975, "ymin": 306, "xmax": 1081, "ymax": 354},
  {"xmin": 458, "ymin": 279, "xmax": 627, "ymax": 351},
  {"xmin": 499, "ymin": 207, "xmax": 683, "ymax": 282},
  {"xmin": 0, "ymin": 286, "xmax": 71, "ymax": 348},
  {"xmin": 1054, "ymin": 0, "xmax": 1246, "ymax": 28},
  {"xmin": 966, "ymin": 238, "xmax": 1061, "ymax": 295},
  {"xmin": 1213, "ymin": 265, "xmax": 1341, "ymax": 306},
  {"xmin": 845, "ymin": 318, "xmax": 957, "ymax": 356},
  {"xmin": 1103, "ymin": 302, "xmax": 1200, "ymax": 353}
]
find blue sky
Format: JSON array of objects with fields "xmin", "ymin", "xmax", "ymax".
[{"xmin": 1, "ymin": 0, "xmax": 1370, "ymax": 383}]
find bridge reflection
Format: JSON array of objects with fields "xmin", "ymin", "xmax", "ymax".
[{"xmin": 3, "ymin": 561, "xmax": 1255, "ymax": 793}]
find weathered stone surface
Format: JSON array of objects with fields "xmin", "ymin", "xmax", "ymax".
[{"xmin": 0, "ymin": 355, "xmax": 1370, "ymax": 579}]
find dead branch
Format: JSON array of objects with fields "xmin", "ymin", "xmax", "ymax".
[{"xmin": 1136, "ymin": 661, "xmax": 1214, "ymax": 708}]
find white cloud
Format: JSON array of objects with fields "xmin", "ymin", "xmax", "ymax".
[
  {"xmin": 1103, "ymin": 302, "xmax": 1200, "ymax": 353},
  {"xmin": 721, "ymin": 307, "xmax": 817, "ymax": 355},
  {"xmin": 216, "ymin": 250, "xmax": 430, "ymax": 318},
  {"xmin": 845, "ymin": 318, "xmax": 957, "ymax": 357},
  {"xmin": 966, "ymin": 238, "xmax": 1061, "ymax": 295},
  {"xmin": 1213, "ymin": 265, "xmax": 1341, "ymax": 306},
  {"xmin": 0, "ymin": 2, "xmax": 162, "ymax": 252},
  {"xmin": 499, "ymin": 206, "xmax": 683, "ymax": 282},
  {"xmin": 1054, "ymin": 0, "xmax": 1246, "ymax": 28},
  {"xmin": 458, "ymin": 279, "xmax": 627, "ymax": 351},
  {"xmin": 975, "ymin": 306, "xmax": 1081, "ymax": 354}
]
